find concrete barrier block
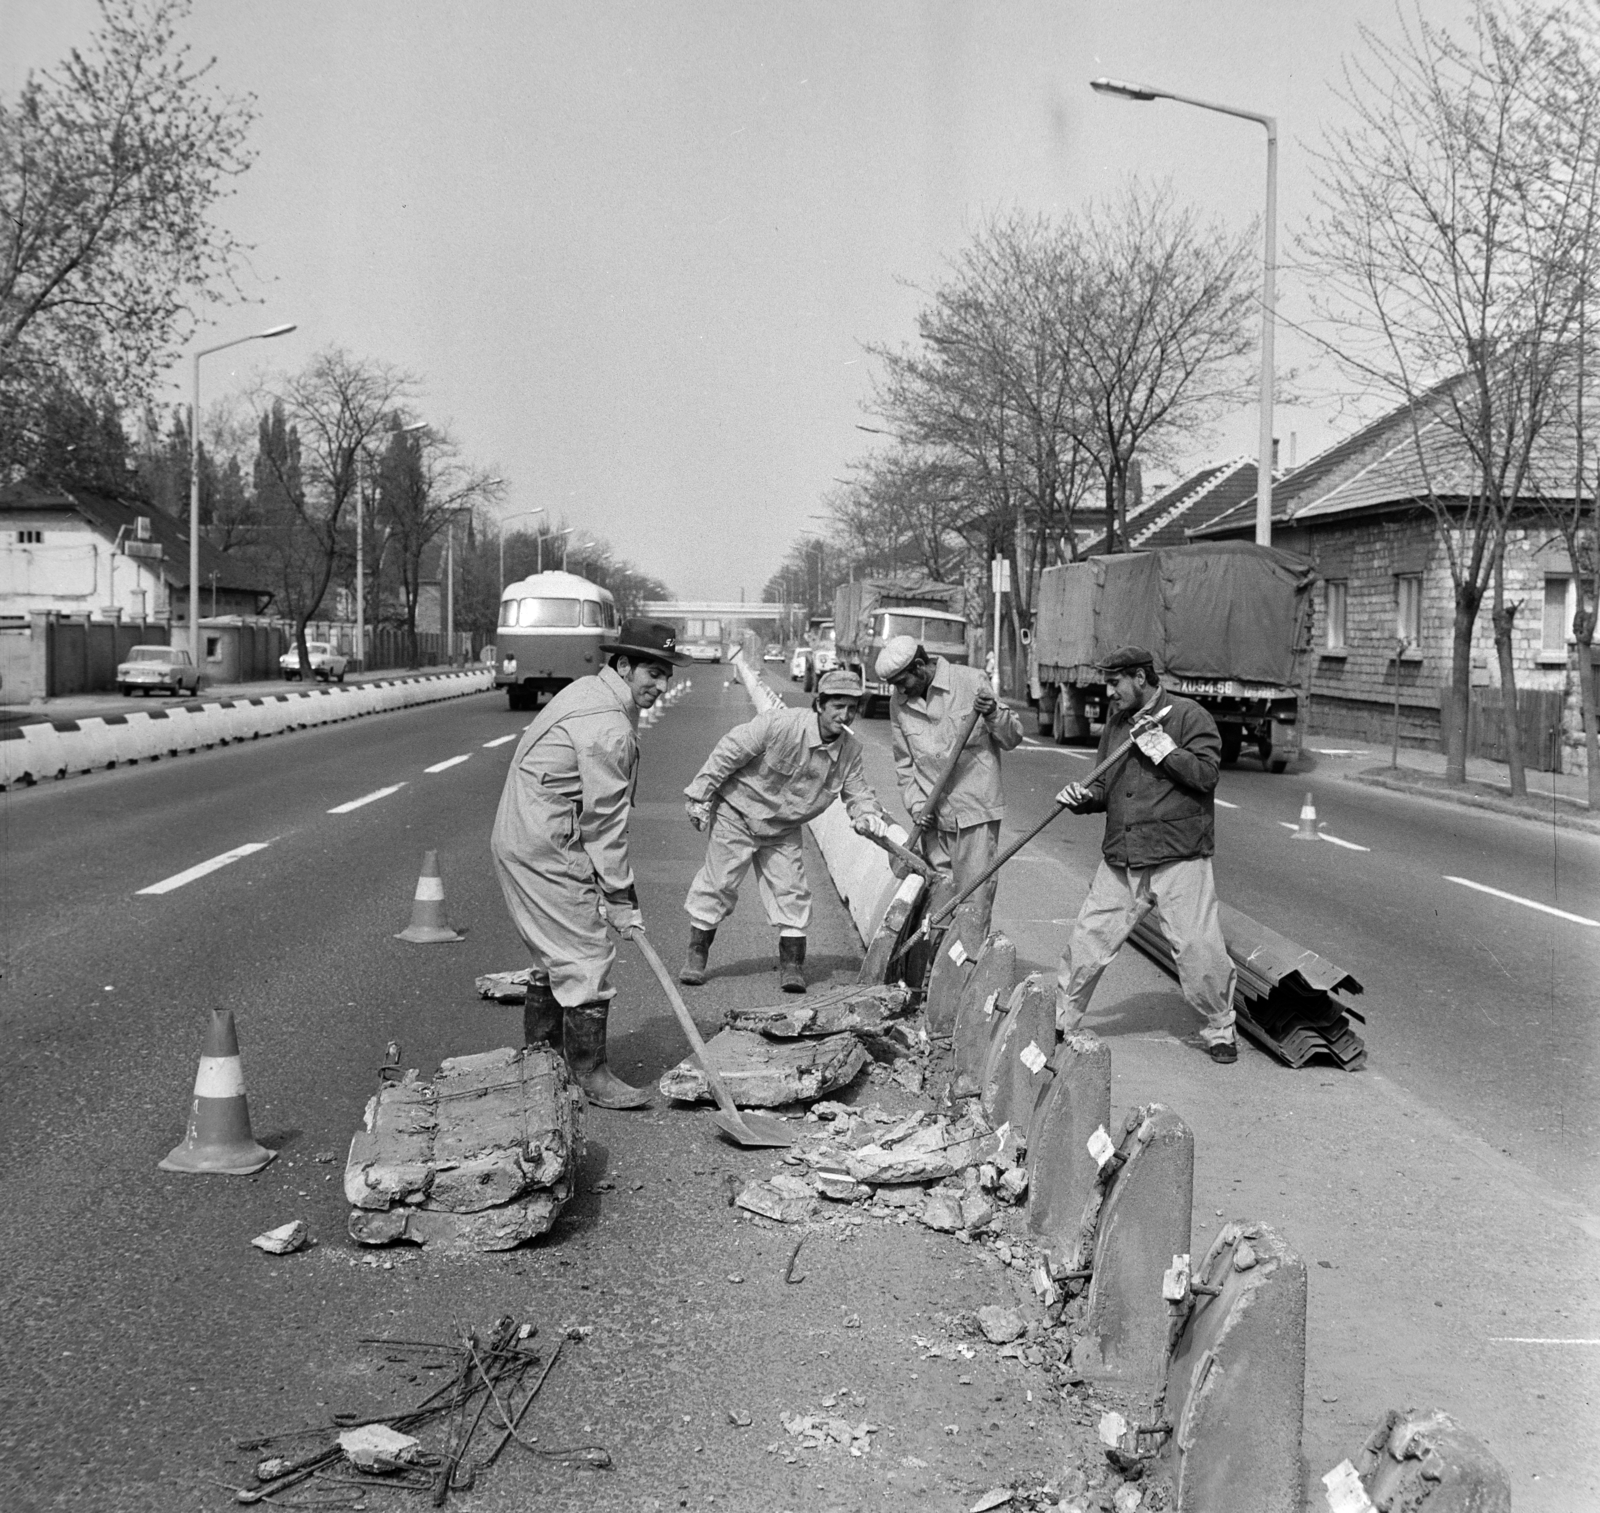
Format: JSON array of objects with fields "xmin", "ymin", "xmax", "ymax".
[
  {"xmin": 1160, "ymin": 1221, "xmax": 1306, "ymax": 1513},
  {"xmin": 0, "ymin": 727, "xmax": 29, "ymax": 788},
  {"xmin": 1024, "ymin": 1030, "xmax": 1109, "ymax": 1252},
  {"xmin": 952, "ymin": 932, "xmax": 1016, "ymax": 1098},
  {"xmin": 64, "ymin": 716, "xmax": 116, "ymax": 772},
  {"xmin": 162, "ymin": 704, "xmax": 206, "ymax": 752},
  {"xmin": 858, "ymin": 873, "xmax": 925, "ymax": 985},
  {"xmin": 982, "ymin": 971, "xmax": 1060, "ymax": 1138},
  {"xmin": 923, "ymin": 896, "xmax": 987, "ymax": 1037},
  {"xmin": 1329, "ymin": 1406, "xmax": 1511, "ymax": 1513},
  {"xmin": 1071, "ymin": 1103, "xmax": 1194, "ymax": 1396},
  {"xmin": 118, "ymin": 711, "xmax": 163, "ymax": 763},
  {"xmin": 17, "ymin": 722, "xmax": 68, "ymax": 780}
]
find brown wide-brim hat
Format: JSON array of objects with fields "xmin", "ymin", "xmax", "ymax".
[{"xmin": 609, "ymin": 618, "xmax": 691, "ymax": 667}]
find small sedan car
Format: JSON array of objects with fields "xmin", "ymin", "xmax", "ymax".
[
  {"xmin": 279, "ymin": 641, "xmax": 349, "ymax": 682},
  {"xmin": 116, "ymin": 645, "xmax": 203, "ymax": 697},
  {"xmin": 789, "ymin": 647, "xmax": 811, "ymax": 682},
  {"xmin": 762, "ymin": 645, "xmax": 786, "ymax": 664}
]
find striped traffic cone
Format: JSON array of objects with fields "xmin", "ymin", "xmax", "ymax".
[
  {"xmin": 395, "ymin": 850, "xmax": 465, "ymax": 943},
  {"xmin": 1291, "ymin": 792, "xmax": 1319, "ymax": 840},
  {"xmin": 160, "ymin": 1009, "xmax": 276, "ymax": 1175}
]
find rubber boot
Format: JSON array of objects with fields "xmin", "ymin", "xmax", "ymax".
[
  {"xmin": 778, "ymin": 934, "xmax": 807, "ymax": 995},
  {"xmin": 679, "ymin": 925, "xmax": 716, "ymax": 986},
  {"xmin": 564, "ymin": 1001, "xmax": 651, "ymax": 1109},
  {"xmin": 522, "ymin": 980, "xmax": 562, "ymax": 1050}
]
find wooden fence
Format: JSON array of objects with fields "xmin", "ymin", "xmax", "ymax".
[{"xmin": 1438, "ymin": 685, "xmax": 1566, "ymax": 773}]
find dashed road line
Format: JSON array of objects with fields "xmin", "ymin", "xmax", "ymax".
[
  {"xmin": 482, "ymin": 734, "xmax": 518, "ymax": 749},
  {"xmin": 1278, "ymin": 821, "xmax": 1370, "ymax": 851},
  {"xmin": 138, "ymin": 842, "xmax": 270, "ymax": 895},
  {"xmin": 1214, "ymin": 798, "xmax": 1239, "ymax": 809},
  {"xmin": 1488, "ymin": 1337, "xmax": 1600, "ymax": 1345},
  {"xmin": 424, "ymin": 755, "xmax": 472, "ymax": 773},
  {"xmin": 1443, "ymin": 876, "xmax": 1599, "ymax": 927},
  {"xmin": 327, "ymin": 783, "xmax": 407, "ymax": 814}
]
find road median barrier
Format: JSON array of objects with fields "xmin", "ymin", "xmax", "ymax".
[
  {"xmin": 0, "ymin": 670, "xmax": 492, "ymax": 790},
  {"xmin": 1025, "ymin": 1029, "xmax": 1111, "ymax": 1255},
  {"xmin": 951, "ymin": 931, "xmax": 1017, "ymax": 1098},
  {"xmin": 1323, "ymin": 1407, "xmax": 1511, "ymax": 1513},
  {"xmin": 981, "ymin": 970, "xmax": 1059, "ymax": 1139}
]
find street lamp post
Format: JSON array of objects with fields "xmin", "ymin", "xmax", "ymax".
[
  {"xmin": 189, "ymin": 322, "xmax": 296, "ymax": 656},
  {"xmin": 500, "ymin": 508, "xmax": 546, "ymax": 593},
  {"xmin": 443, "ymin": 479, "xmax": 503, "ymax": 663},
  {"xmin": 1090, "ymin": 77, "xmax": 1277, "ymax": 546},
  {"xmin": 551, "ymin": 527, "xmax": 574, "ymax": 572}
]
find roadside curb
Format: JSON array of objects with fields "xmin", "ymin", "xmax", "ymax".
[
  {"xmin": 1344, "ymin": 768, "xmax": 1600, "ymax": 835},
  {"xmin": 0, "ymin": 670, "xmax": 494, "ymax": 790}
]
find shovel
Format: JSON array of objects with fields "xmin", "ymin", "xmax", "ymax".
[
  {"xmin": 631, "ymin": 933, "xmax": 793, "ymax": 1148},
  {"xmin": 909, "ymin": 707, "xmax": 983, "ymax": 858}
]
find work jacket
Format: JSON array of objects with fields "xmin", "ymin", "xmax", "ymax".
[
  {"xmin": 490, "ymin": 665, "xmax": 639, "ymax": 900},
  {"xmin": 1075, "ymin": 692, "xmax": 1220, "ymax": 869},
  {"xmin": 890, "ymin": 658, "xmax": 1023, "ymax": 831},
  {"xmin": 684, "ymin": 705, "xmax": 884, "ymax": 842}
]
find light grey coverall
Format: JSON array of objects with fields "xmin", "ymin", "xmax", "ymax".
[{"xmin": 490, "ymin": 665, "xmax": 638, "ymax": 1007}]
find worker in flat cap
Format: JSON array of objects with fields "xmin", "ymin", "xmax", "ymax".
[
  {"xmin": 680, "ymin": 668, "xmax": 889, "ymax": 992},
  {"xmin": 876, "ymin": 633, "xmax": 1023, "ymax": 932},
  {"xmin": 490, "ymin": 618, "xmax": 688, "ymax": 1108},
  {"xmin": 1053, "ymin": 645, "xmax": 1238, "ymax": 1064}
]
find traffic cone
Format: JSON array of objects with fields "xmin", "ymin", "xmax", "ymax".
[
  {"xmin": 395, "ymin": 850, "xmax": 465, "ymax": 943},
  {"xmin": 160, "ymin": 1009, "xmax": 277, "ymax": 1175},
  {"xmin": 1291, "ymin": 792, "xmax": 1319, "ymax": 840}
]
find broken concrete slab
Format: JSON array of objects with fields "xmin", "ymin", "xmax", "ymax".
[
  {"xmin": 981, "ymin": 972, "xmax": 1058, "ymax": 1141},
  {"xmin": 735, "ymin": 1175, "xmax": 818, "ymax": 1224},
  {"xmin": 922, "ymin": 897, "xmax": 988, "ymax": 1037},
  {"xmin": 726, "ymin": 984, "xmax": 912, "ymax": 1039},
  {"xmin": 1069, "ymin": 1104, "xmax": 1194, "ymax": 1398},
  {"xmin": 1342, "ymin": 1407, "xmax": 1512, "ymax": 1513},
  {"xmin": 474, "ymin": 968, "xmax": 544, "ymax": 1003},
  {"xmin": 1025, "ymin": 1032, "xmax": 1111, "ymax": 1256},
  {"xmin": 250, "ymin": 1220, "xmax": 308, "ymax": 1255},
  {"xmin": 858, "ymin": 873, "xmax": 926, "ymax": 986},
  {"xmin": 919, "ymin": 1192, "xmax": 963, "ymax": 1232},
  {"xmin": 344, "ymin": 1045, "xmax": 581, "ymax": 1252},
  {"xmin": 338, "ymin": 1423, "xmax": 423, "ymax": 1472},
  {"xmin": 845, "ymin": 1114, "xmax": 1005, "ymax": 1185},
  {"xmin": 1159, "ymin": 1222, "xmax": 1306, "ymax": 1513},
  {"xmin": 951, "ymin": 933, "xmax": 1016, "ymax": 1099},
  {"xmin": 659, "ymin": 1028, "xmax": 867, "ymax": 1108},
  {"xmin": 977, "ymin": 1305, "xmax": 1027, "ymax": 1344}
]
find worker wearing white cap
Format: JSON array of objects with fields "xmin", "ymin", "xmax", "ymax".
[
  {"xmin": 680, "ymin": 668, "xmax": 889, "ymax": 992},
  {"xmin": 876, "ymin": 634, "xmax": 1023, "ymax": 930}
]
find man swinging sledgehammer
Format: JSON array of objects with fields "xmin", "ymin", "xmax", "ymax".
[
  {"xmin": 679, "ymin": 669, "xmax": 890, "ymax": 993},
  {"xmin": 489, "ymin": 619, "xmax": 689, "ymax": 1108}
]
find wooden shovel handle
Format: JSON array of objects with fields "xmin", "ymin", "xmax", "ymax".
[
  {"xmin": 912, "ymin": 706, "xmax": 984, "ymax": 851},
  {"xmin": 631, "ymin": 933, "xmax": 745, "ymax": 1123}
]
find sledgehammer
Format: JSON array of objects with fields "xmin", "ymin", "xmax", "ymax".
[{"xmin": 890, "ymin": 708, "xmax": 1171, "ymax": 965}]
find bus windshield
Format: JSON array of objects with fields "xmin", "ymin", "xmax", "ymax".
[{"xmin": 501, "ymin": 596, "xmax": 583, "ymax": 629}]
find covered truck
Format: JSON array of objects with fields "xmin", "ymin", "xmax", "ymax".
[
  {"xmin": 1032, "ymin": 543, "xmax": 1317, "ymax": 771},
  {"xmin": 833, "ymin": 576, "xmax": 969, "ymax": 716}
]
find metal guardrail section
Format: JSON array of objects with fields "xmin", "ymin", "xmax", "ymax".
[{"xmin": 1129, "ymin": 903, "xmax": 1366, "ymax": 1071}]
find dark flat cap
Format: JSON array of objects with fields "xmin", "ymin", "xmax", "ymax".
[{"xmin": 1099, "ymin": 645, "xmax": 1156, "ymax": 673}]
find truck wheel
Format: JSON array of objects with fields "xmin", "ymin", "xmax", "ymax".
[
  {"xmin": 507, "ymin": 684, "xmax": 532, "ymax": 712},
  {"xmin": 1220, "ymin": 725, "xmax": 1242, "ymax": 765},
  {"xmin": 1255, "ymin": 728, "xmax": 1274, "ymax": 768},
  {"xmin": 803, "ymin": 668, "xmax": 815, "ymax": 694}
]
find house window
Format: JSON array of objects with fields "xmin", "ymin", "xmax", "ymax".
[
  {"xmin": 1395, "ymin": 574, "xmax": 1422, "ymax": 647},
  {"xmin": 16, "ymin": 529, "xmax": 43, "ymax": 545},
  {"xmin": 1543, "ymin": 576, "xmax": 1575, "ymax": 655},
  {"xmin": 1324, "ymin": 580, "xmax": 1348, "ymax": 651},
  {"xmin": 205, "ymin": 635, "xmax": 222, "ymax": 662}
]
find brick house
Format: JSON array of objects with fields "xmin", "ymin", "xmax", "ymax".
[{"xmin": 1193, "ymin": 400, "xmax": 1594, "ymax": 773}]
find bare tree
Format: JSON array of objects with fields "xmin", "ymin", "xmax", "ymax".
[
  {"xmin": 1304, "ymin": 0, "xmax": 1591, "ymax": 789},
  {"xmin": 252, "ymin": 349, "xmax": 414, "ymax": 673},
  {"xmin": 0, "ymin": 0, "xmax": 255, "ymax": 477}
]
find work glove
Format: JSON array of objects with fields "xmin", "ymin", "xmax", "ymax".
[
  {"xmin": 685, "ymin": 799, "xmax": 713, "ymax": 832},
  {"xmin": 1132, "ymin": 726, "xmax": 1178, "ymax": 764},
  {"xmin": 852, "ymin": 812, "xmax": 889, "ymax": 840}
]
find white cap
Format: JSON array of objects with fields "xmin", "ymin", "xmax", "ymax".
[{"xmin": 875, "ymin": 634, "xmax": 921, "ymax": 681}]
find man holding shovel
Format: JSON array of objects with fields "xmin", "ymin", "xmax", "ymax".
[
  {"xmin": 1053, "ymin": 645, "xmax": 1238, "ymax": 1064},
  {"xmin": 490, "ymin": 619, "xmax": 689, "ymax": 1108},
  {"xmin": 679, "ymin": 669, "xmax": 890, "ymax": 993},
  {"xmin": 877, "ymin": 634, "xmax": 1023, "ymax": 933}
]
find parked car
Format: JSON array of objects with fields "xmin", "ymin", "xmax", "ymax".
[
  {"xmin": 116, "ymin": 645, "xmax": 202, "ymax": 697},
  {"xmin": 789, "ymin": 646, "xmax": 811, "ymax": 683},
  {"xmin": 279, "ymin": 641, "xmax": 349, "ymax": 682}
]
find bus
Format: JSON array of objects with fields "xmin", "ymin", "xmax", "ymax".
[
  {"xmin": 495, "ymin": 571, "xmax": 619, "ymax": 711},
  {"xmin": 678, "ymin": 617, "xmax": 724, "ymax": 664}
]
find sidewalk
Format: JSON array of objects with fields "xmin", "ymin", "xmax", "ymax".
[
  {"xmin": 0, "ymin": 667, "xmax": 480, "ymax": 728},
  {"xmin": 764, "ymin": 672, "xmax": 1600, "ymax": 1512}
]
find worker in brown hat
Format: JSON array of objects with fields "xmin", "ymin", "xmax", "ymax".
[
  {"xmin": 875, "ymin": 633, "xmax": 1023, "ymax": 931},
  {"xmin": 490, "ymin": 618, "xmax": 689, "ymax": 1107},
  {"xmin": 680, "ymin": 668, "xmax": 889, "ymax": 992},
  {"xmin": 1053, "ymin": 645, "xmax": 1238, "ymax": 1063}
]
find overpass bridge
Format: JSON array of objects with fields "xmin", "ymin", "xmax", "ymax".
[{"xmin": 640, "ymin": 602, "xmax": 799, "ymax": 622}]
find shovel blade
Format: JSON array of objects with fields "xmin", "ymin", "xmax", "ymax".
[{"xmin": 711, "ymin": 1109, "xmax": 793, "ymax": 1148}]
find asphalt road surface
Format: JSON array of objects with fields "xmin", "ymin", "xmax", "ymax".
[{"xmin": 2, "ymin": 672, "xmax": 1595, "ymax": 1510}]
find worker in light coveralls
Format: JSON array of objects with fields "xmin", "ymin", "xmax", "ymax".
[
  {"xmin": 1054, "ymin": 645, "xmax": 1239, "ymax": 1064},
  {"xmin": 876, "ymin": 633, "xmax": 1023, "ymax": 930},
  {"xmin": 680, "ymin": 669, "xmax": 890, "ymax": 993},
  {"xmin": 490, "ymin": 619, "xmax": 689, "ymax": 1108}
]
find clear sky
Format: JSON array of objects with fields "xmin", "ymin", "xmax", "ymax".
[{"xmin": 3, "ymin": 0, "xmax": 1472, "ymax": 599}]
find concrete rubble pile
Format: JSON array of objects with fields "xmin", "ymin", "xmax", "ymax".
[{"xmin": 344, "ymin": 1045, "xmax": 583, "ymax": 1251}]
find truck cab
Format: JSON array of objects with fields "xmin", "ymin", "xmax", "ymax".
[{"xmin": 858, "ymin": 607, "xmax": 969, "ymax": 715}]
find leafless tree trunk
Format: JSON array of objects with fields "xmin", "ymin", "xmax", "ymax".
[{"xmin": 1490, "ymin": 552, "xmax": 1528, "ymax": 795}]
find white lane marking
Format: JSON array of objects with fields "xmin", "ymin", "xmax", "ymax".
[
  {"xmin": 1215, "ymin": 798, "xmax": 1239, "ymax": 809},
  {"xmin": 1312, "ymin": 748, "xmax": 1370, "ymax": 756},
  {"xmin": 1444, "ymin": 876, "xmax": 1600, "ymax": 927},
  {"xmin": 138, "ymin": 842, "xmax": 270, "ymax": 895},
  {"xmin": 424, "ymin": 754, "xmax": 471, "ymax": 773},
  {"xmin": 1277, "ymin": 821, "xmax": 1370, "ymax": 851},
  {"xmin": 1489, "ymin": 1337, "xmax": 1600, "ymax": 1345},
  {"xmin": 482, "ymin": 734, "xmax": 518, "ymax": 748},
  {"xmin": 328, "ymin": 783, "xmax": 406, "ymax": 814}
]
